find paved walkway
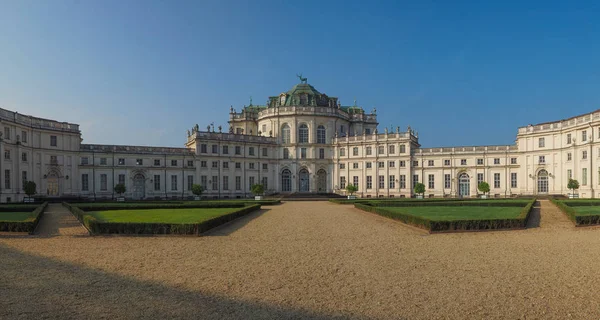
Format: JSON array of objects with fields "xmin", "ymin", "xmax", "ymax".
[{"xmin": 34, "ymin": 204, "xmax": 88, "ymax": 236}]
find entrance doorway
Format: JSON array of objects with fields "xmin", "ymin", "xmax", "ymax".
[
  {"xmin": 316, "ymin": 169, "xmax": 327, "ymax": 193},
  {"xmin": 281, "ymin": 169, "xmax": 291, "ymax": 192},
  {"xmin": 132, "ymin": 174, "xmax": 145, "ymax": 199},
  {"xmin": 458, "ymin": 173, "xmax": 470, "ymax": 197},
  {"xmin": 538, "ymin": 169, "xmax": 549, "ymax": 194},
  {"xmin": 47, "ymin": 172, "xmax": 59, "ymax": 196},
  {"xmin": 299, "ymin": 169, "xmax": 309, "ymax": 192}
]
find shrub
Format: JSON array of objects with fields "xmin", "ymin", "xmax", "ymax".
[
  {"xmin": 23, "ymin": 181, "xmax": 37, "ymax": 197},
  {"xmin": 251, "ymin": 184, "xmax": 265, "ymax": 196},
  {"xmin": 414, "ymin": 183, "xmax": 426, "ymax": 198},
  {"xmin": 346, "ymin": 184, "xmax": 358, "ymax": 196},
  {"xmin": 567, "ymin": 179, "xmax": 580, "ymax": 195},
  {"xmin": 478, "ymin": 182, "xmax": 490, "ymax": 196},
  {"xmin": 191, "ymin": 184, "xmax": 204, "ymax": 196},
  {"xmin": 114, "ymin": 183, "xmax": 126, "ymax": 196}
]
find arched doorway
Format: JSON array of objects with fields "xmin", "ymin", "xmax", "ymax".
[
  {"xmin": 299, "ymin": 168, "xmax": 309, "ymax": 192},
  {"xmin": 132, "ymin": 174, "xmax": 145, "ymax": 199},
  {"xmin": 316, "ymin": 169, "xmax": 327, "ymax": 193},
  {"xmin": 281, "ymin": 169, "xmax": 291, "ymax": 192},
  {"xmin": 47, "ymin": 172, "xmax": 59, "ymax": 196},
  {"xmin": 458, "ymin": 173, "xmax": 470, "ymax": 198},
  {"xmin": 538, "ymin": 169, "xmax": 549, "ymax": 194}
]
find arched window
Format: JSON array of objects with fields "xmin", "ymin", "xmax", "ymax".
[
  {"xmin": 282, "ymin": 169, "xmax": 292, "ymax": 192},
  {"xmin": 281, "ymin": 124, "xmax": 290, "ymax": 144},
  {"xmin": 298, "ymin": 124, "xmax": 309, "ymax": 143},
  {"xmin": 283, "ymin": 148, "xmax": 290, "ymax": 159},
  {"xmin": 317, "ymin": 125, "xmax": 326, "ymax": 144}
]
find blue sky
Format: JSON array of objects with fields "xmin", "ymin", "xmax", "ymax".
[{"xmin": 1, "ymin": 1, "xmax": 600, "ymax": 147}]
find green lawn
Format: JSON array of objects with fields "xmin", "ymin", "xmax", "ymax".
[
  {"xmin": 384, "ymin": 206, "xmax": 523, "ymax": 221},
  {"xmin": 570, "ymin": 206, "xmax": 600, "ymax": 216},
  {"xmin": 0, "ymin": 212, "xmax": 37, "ymax": 222},
  {"xmin": 87, "ymin": 207, "xmax": 246, "ymax": 223}
]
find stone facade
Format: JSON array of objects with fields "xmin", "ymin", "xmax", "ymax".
[{"xmin": 2, "ymin": 80, "xmax": 600, "ymax": 202}]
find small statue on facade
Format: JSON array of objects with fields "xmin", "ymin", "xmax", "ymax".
[
  {"xmin": 218, "ymin": 125, "xmax": 222, "ymax": 133},
  {"xmin": 384, "ymin": 127, "xmax": 388, "ymax": 134},
  {"xmin": 396, "ymin": 126, "xmax": 400, "ymax": 133},
  {"xmin": 269, "ymin": 130, "xmax": 272, "ymax": 137},
  {"xmin": 230, "ymin": 106, "xmax": 234, "ymax": 113},
  {"xmin": 194, "ymin": 124, "xmax": 199, "ymax": 132},
  {"xmin": 187, "ymin": 129, "xmax": 190, "ymax": 137},
  {"xmin": 206, "ymin": 125, "xmax": 211, "ymax": 132},
  {"xmin": 229, "ymin": 126, "xmax": 234, "ymax": 134},
  {"xmin": 374, "ymin": 129, "xmax": 377, "ymax": 135},
  {"xmin": 372, "ymin": 107, "xmax": 377, "ymax": 114}
]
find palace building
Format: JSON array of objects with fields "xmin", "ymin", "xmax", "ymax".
[{"xmin": 1, "ymin": 77, "xmax": 599, "ymax": 202}]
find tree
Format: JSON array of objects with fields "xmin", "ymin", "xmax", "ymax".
[
  {"xmin": 251, "ymin": 184, "xmax": 265, "ymax": 196},
  {"xmin": 567, "ymin": 179, "xmax": 580, "ymax": 195},
  {"xmin": 191, "ymin": 184, "xmax": 204, "ymax": 196},
  {"xmin": 346, "ymin": 184, "xmax": 358, "ymax": 195},
  {"xmin": 414, "ymin": 182, "xmax": 426, "ymax": 198},
  {"xmin": 114, "ymin": 183, "xmax": 126, "ymax": 196},
  {"xmin": 23, "ymin": 181, "xmax": 36, "ymax": 197},
  {"xmin": 478, "ymin": 182, "xmax": 490, "ymax": 196}
]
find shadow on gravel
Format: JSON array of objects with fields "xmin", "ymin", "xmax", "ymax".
[
  {"xmin": 203, "ymin": 208, "xmax": 271, "ymax": 237},
  {"xmin": 0, "ymin": 243, "xmax": 355, "ymax": 319},
  {"xmin": 526, "ymin": 201, "xmax": 541, "ymax": 229}
]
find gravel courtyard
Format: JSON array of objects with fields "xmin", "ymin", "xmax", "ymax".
[{"xmin": 2, "ymin": 201, "xmax": 600, "ymax": 319}]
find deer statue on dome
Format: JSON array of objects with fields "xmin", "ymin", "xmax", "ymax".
[{"xmin": 296, "ymin": 73, "xmax": 307, "ymax": 84}]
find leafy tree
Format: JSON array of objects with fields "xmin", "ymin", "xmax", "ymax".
[
  {"xmin": 346, "ymin": 184, "xmax": 358, "ymax": 195},
  {"xmin": 191, "ymin": 184, "xmax": 204, "ymax": 196},
  {"xmin": 23, "ymin": 181, "xmax": 36, "ymax": 197},
  {"xmin": 567, "ymin": 179, "xmax": 580, "ymax": 194},
  {"xmin": 414, "ymin": 182, "xmax": 426, "ymax": 198},
  {"xmin": 114, "ymin": 183, "xmax": 126, "ymax": 196},
  {"xmin": 478, "ymin": 182, "xmax": 490, "ymax": 196},
  {"xmin": 251, "ymin": 184, "xmax": 265, "ymax": 196}
]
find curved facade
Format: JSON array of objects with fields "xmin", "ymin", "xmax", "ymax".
[{"xmin": 1, "ymin": 79, "xmax": 598, "ymax": 202}]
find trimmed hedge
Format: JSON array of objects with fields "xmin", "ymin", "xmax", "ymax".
[
  {"xmin": 70, "ymin": 200, "xmax": 279, "ymax": 212},
  {"xmin": 63, "ymin": 202, "xmax": 261, "ymax": 235},
  {"xmin": 550, "ymin": 199, "xmax": 600, "ymax": 226},
  {"xmin": 355, "ymin": 199, "xmax": 536, "ymax": 233},
  {"xmin": 0, "ymin": 204, "xmax": 40, "ymax": 212},
  {"xmin": 330, "ymin": 198, "xmax": 531, "ymax": 205},
  {"xmin": 0, "ymin": 202, "xmax": 48, "ymax": 233}
]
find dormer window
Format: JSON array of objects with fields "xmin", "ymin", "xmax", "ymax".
[{"xmin": 300, "ymin": 94, "xmax": 308, "ymax": 105}]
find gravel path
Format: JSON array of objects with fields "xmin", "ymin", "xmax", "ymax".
[
  {"xmin": 2, "ymin": 201, "xmax": 600, "ymax": 319},
  {"xmin": 34, "ymin": 204, "xmax": 89, "ymax": 236}
]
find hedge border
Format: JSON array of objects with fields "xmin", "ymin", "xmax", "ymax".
[
  {"xmin": 70, "ymin": 200, "xmax": 279, "ymax": 212},
  {"xmin": 354, "ymin": 199, "xmax": 536, "ymax": 233},
  {"xmin": 549, "ymin": 199, "xmax": 600, "ymax": 226},
  {"xmin": 330, "ymin": 198, "xmax": 534, "ymax": 205},
  {"xmin": 0, "ymin": 202, "xmax": 48, "ymax": 234},
  {"xmin": 63, "ymin": 202, "xmax": 261, "ymax": 235}
]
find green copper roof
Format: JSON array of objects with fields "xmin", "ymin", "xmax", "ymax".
[
  {"xmin": 243, "ymin": 105, "xmax": 267, "ymax": 113},
  {"xmin": 285, "ymin": 83, "xmax": 322, "ymax": 96}
]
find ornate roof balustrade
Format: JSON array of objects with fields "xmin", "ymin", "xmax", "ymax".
[
  {"xmin": 517, "ymin": 110, "xmax": 600, "ymax": 135},
  {"xmin": 0, "ymin": 107, "xmax": 80, "ymax": 133},
  {"xmin": 80, "ymin": 144, "xmax": 194, "ymax": 155},
  {"xmin": 334, "ymin": 131, "xmax": 417, "ymax": 144},
  {"xmin": 416, "ymin": 145, "xmax": 518, "ymax": 155},
  {"xmin": 193, "ymin": 131, "xmax": 277, "ymax": 144},
  {"xmin": 256, "ymin": 106, "xmax": 368, "ymax": 121}
]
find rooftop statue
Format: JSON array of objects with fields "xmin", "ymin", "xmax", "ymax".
[{"xmin": 296, "ymin": 73, "xmax": 307, "ymax": 84}]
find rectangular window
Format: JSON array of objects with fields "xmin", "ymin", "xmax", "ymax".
[
  {"xmin": 118, "ymin": 174, "xmax": 125, "ymax": 185},
  {"xmin": 366, "ymin": 147, "xmax": 372, "ymax": 155},
  {"xmin": 154, "ymin": 159, "xmax": 161, "ymax": 166},
  {"xmin": 511, "ymin": 173, "xmax": 517, "ymax": 188},
  {"xmin": 171, "ymin": 160, "xmax": 178, "ymax": 166},
  {"xmin": 249, "ymin": 147, "xmax": 255, "ymax": 156},
  {"xmin": 100, "ymin": 174, "xmax": 107, "ymax": 191},
  {"xmin": 154, "ymin": 175, "xmax": 161, "ymax": 191},
  {"xmin": 200, "ymin": 144, "xmax": 207, "ymax": 153},
  {"xmin": 412, "ymin": 174, "xmax": 419, "ymax": 187},
  {"xmin": 389, "ymin": 161, "xmax": 395, "ymax": 167},
  {"xmin": 319, "ymin": 148, "xmax": 325, "ymax": 159},
  {"xmin": 262, "ymin": 148, "xmax": 268, "ymax": 157},
  {"xmin": 582, "ymin": 168, "xmax": 588, "ymax": 186},
  {"xmin": 223, "ymin": 162, "xmax": 229, "ymax": 169},
  {"xmin": 50, "ymin": 135, "xmax": 57, "ymax": 147},
  {"xmin": 366, "ymin": 162, "xmax": 372, "ymax": 168},
  {"xmin": 235, "ymin": 176, "xmax": 241, "ymax": 190},
  {"xmin": 353, "ymin": 147, "xmax": 359, "ymax": 156},
  {"xmin": 235, "ymin": 162, "xmax": 241, "ymax": 169},
  {"xmin": 81, "ymin": 174, "xmax": 89, "ymax": 191},
  {"xmin": 539, "ymin": 137, "xmax": 545, "ymax": 148},
  {"xmin": 212, "ymin": 176, "xmax": 218, "ymax": 190},
  {"xmin": 378, "ymin": 175, "xmax": 385, "ymax": 189},
  {"xmin": 3, "ymin": 127, "xmax": 9, "ymax": 140},
  {"xmin": 378, "ymin": 161, "xmax": 384, "ymax": 168},
  {"xmin": 582, "ymin": 131, "xmax": 587, "ymax": 142},
  {"xmin": 262, "ymin": 163, "xmax": 268, "ymax": 171},
  {"xmin": 389, "ymin": 175, "xmax": 395, "ymax": 189},
  {"xmin": 201, "ymin": 161, "xmax": 207, "ymax": 168},
  {"xmin": 118, "ymin": 158, "xmax": 125, "ymax": 165},
  {"xmin": 201, "ymin": 176, "xmax": 207, "ymax": 189},
  {"xmin": 388, "ymin": 145, "xmax": 395, "ymax": 154},
  {"xmin": 223, "ymin": 145, "xmax": 229, "ymax": 154},
  {"xmin": 235, "ymin": 146, "xmax": 241, "ymax": 155},
  {"xmin": 99, "ymin": 158, "xmax": 107, "ymax": 165},
  {"xmin": 50, "ymin": 155, "xmax": 57, "ymax": 165},
  {"xmin": 340, "ymin": 176, "xmax": 346, "ymax": 189},
  {"xmin": 583, "ymin": 151, "xmax": 588, "ymax": 159},
  {"xmin": 494, "ymin": 173, "xmax": 500, "ymax": 188},
  {"xmin": 301, "ymin": 148, "xmax": 307, "ymax": 159},
  {"xmin": 353, "ymin": 176, "xmax": 359, "ymax": 190},
  {"xmin": 444, "ymin": 174, "xmax": 451, "ymax": 189},
  {"xmin": 339, "ymin": 163, "xmax": 345, "ymax": 169},
  {"xmin": 428, "ymin": 160, "xmax": 434, "ymax": 166},
  {"xmin": 400, "ymin": 175, "xmax": 406, "ymax": 189},
  {"xmin": 21, "ymin": 131, "xmax": 27, "ymax": 143},
  {"xmin": 494, "ymin": 158, "xmax": 500, "ymax": 165},
  {"xmin": 212, "ymin": 161, "xmax": 218, "ymax": 168},
  {"xmin": 136, "ymin": 159, "xmax": 143, "ymax": 165},
  {"xmin": 461, "ymin": 159, "xmax": 467, "ymax": 165},
  {"xmin": 511, "ymin": 158, "xmax": 517, "ymax": 164},
  {"xmin": 567, "ymin": 134, "xmax": 572, "ymax": 144},
  {"xmin": 567, "ymin": 169, "xmax": 572, "ymax": 179},
  {"xmin": 248, "ymin": 163, "xmax": 255, "ymax": 169},
  {"xmin": 171, "ymin": 175, "xmax": 178, "ymax": 191},
  {"xmin": 413, "ymin": 160, "xmax": 419, "ymax": 167},
  {"xmin": 353, "ymin": 163, "xmax": 359, "ymax": 169},
  {"xmin": 187, "ymin": 175, "xmax": 193, "ymax": 191},
  {"xmin": 366, "ymin": 176, "xmax": 372, "ymax": 189},
  {"xmin": 477, "ymin": 158, "xmax": 483, "ymax": 165},
  {"xmin": 187, "ymin": 160, "xmax": 194, "ymax": 167},
  {"xmin": 378, "ymin": 146, "xmax": 384, "ymax": 155},
  {"xmin": 339, "ymin": 148, "xmax": 345, "ymax": 157},
  {"xmin": 21, "ymin": 152, "xmax": 27, "ymax": 162},
  {"xmin": 261, "ymin": 177, "xmax": 268, "ymax": 189},
  {"xmin": 539, "ymin": 156, "xmax": 545, "ymax": 164},
  {"xmin": 249, "ymin": 176, "xmax": 255, "ymax": 190},
  {"xmin": 212, "ymin": 145, "xmax": 218, "ymax": 153},
  {"xmin": 477, "ymin": 173, "xmax": 484, "ymax": 185},
  {"xmin": 222, "ymin": 176, "xmax": 228, "ymax": 190},
  {"xmin": 399, "ymin": 161, "xmax": 406, "ymax": 167},
  {"xmin": 3, "ymin": 150, "xmax": 9, "ymax": 160},
  {"xmin": 365, "ymin": 128, "xmax": 371, "ymax": 134},
  {"xmin": 444, "ymin": 159, "xmax": 450, "ymax": 166},
  {"xmin": 21, "ymin": 171, "xmax": 27, "ymax": 186},
  {"xmin": 428, "ymin": 174, "xmax": 434, "ymax": 189},
  {"xmin": 400, "ymin": 145, "xmax": 406, "ymax": 153}
]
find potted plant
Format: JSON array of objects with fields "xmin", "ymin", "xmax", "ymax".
[
  {"xmin": 192, "ymin": 184, "xmax": 204, "ymax": 200},
  {"xmin": 251, "ymin": 184, "xmax": 265, "ymax": 200},
  {"xmin": 23, "ymin": 181, "xmax": 36, "ymax": 203},
  {"xmin": 478, "ymin": 181, "xmax": 490, "ymax": 199},
  {"xmin": 114, "ymin": 183, "xmax": 126, "ymax": 201},
  {"xmin": 567, "ymin": 179, "xmax": 580, "ymax": 198},
  {"xmin": 346, "ymin": 184, "xmax": 358, "ymax": 199},
  {"xmin": 414, "ymin": 182, "xmax": 426, "ymax": 199}
]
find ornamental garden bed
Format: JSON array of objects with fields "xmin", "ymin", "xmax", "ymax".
[
  {"xmin": 354, "ymin": 199, "xmax": 535, "ymax": 233},
  {"xmin": 0, "ymin": 202, "xmax": 48, "ymax": 233},
  {"xmin": 550, "ymin": 199, "xmax": 600, "ymax": 226},
  {"xmin": 63, "ymin": 202, "xmax": 261, "ymax": 235}
]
